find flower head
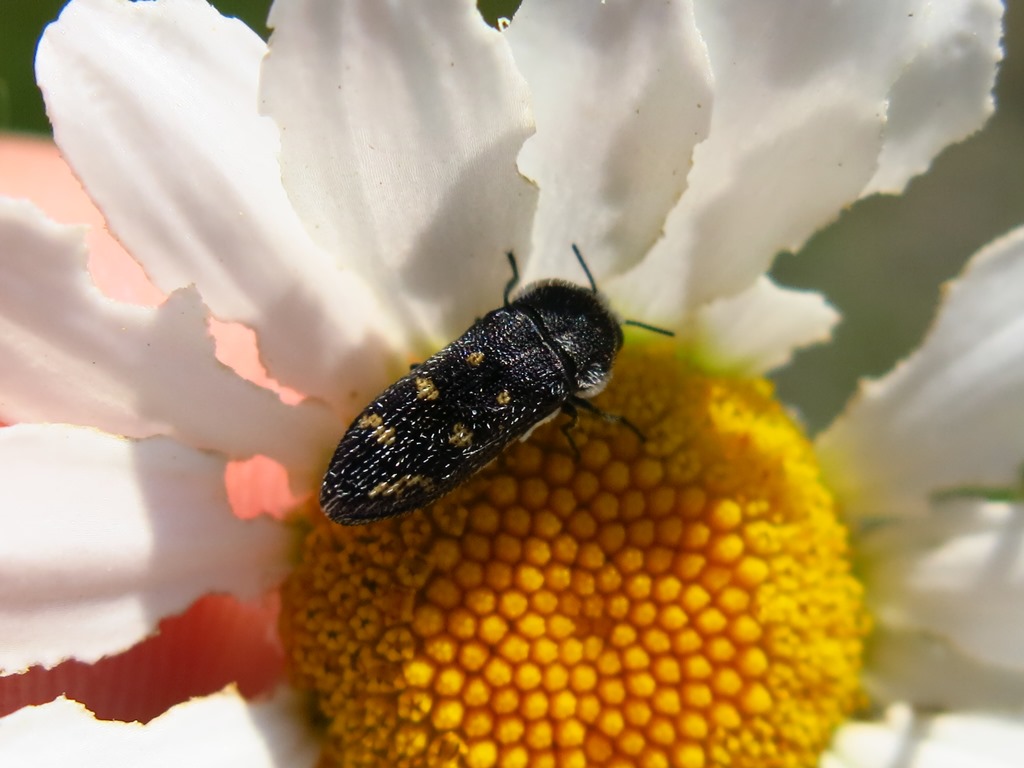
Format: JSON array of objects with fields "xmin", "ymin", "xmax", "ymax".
[{"xmin": 284, "ymin": 347, "xmax": 870, "ymax": 766}]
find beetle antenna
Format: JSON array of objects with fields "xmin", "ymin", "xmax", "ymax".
[
  {"xmin": 504, "ymin": 251, "xmax": 520, "ymax": 306},
  {"xmin": 570, "ymin": 244, "xmax": 599, "ymax": 293},
  {"xmin": 623, "ymin": 319, "xmax": 675, "ymax": 337},
  {"xmin": 569, "ymin": 245, "xmax": 674, "ymax": 336}
]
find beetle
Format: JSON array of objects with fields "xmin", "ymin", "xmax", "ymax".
[{"xmin": 320, "ymin": 246, "xmax": 668, "ymax": 525}]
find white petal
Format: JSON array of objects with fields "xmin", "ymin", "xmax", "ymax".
[
  {"xmin": 819, "ymin": 753, "xmax": 852, "ymax": 768},
  {"xmin": 0, "ymin": 200, "xmax": 341, "ymax": 490},
  {"xmin": 36, "ymin": 0, "xmax": 392, "ymax": 410},
  {"xmin": 818, "ymin": 226, "xmax": 1024, "ymax": 520},
  {"xmin": 830, "ymin": 706, "xmax": 1024, "ymax": 768},
  {"xmin": 689, "ymin": 277, "xmax": 839, "ymax": 375},
  {"xmin": 920, "ymin": 712, "xmax": 1024, "ymax": 762},
  {"xmin": 866, "ymin": 629, "xmax": 1024, "ymax": 711},
  {"xmin": 261, "ymin": 0, "xmax": 537, "ymax": 349},
  {"xmin": 610, "ymin": 0, "xmax": 1001, "ymax": 325},
  {"xmin": 866, "ymin": 0, "xmax": 1003, "ymax": 193},
  {"xmin": 859, "ymin": 499, "xmax": 1024, "ymax": 670},
  {"xmin": 507, "ymin": 0, "xmax": 712, "ymax": 287},
  {"xmin": 0, "ymin": 688, "xmax": 318, "ymax": 767},
  {"xmin": 0, "ymin": 425, "xmax": 290, "ymax": 672}
]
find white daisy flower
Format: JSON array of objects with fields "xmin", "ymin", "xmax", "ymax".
[{"xmin": 0, "ymin": 0, "xmax": 1019, "ymax": 766}]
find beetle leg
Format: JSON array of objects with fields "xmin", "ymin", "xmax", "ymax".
[
  {"xmin": 559, "ymin": 401, "xmax": 582, "ymax": 459},
  {"xmin": 568, "ymin": 396, "xmax": 646, "ymax": 443}
]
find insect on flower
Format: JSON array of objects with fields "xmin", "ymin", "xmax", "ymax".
[{"xmin": 320, "ymin": 246, "xmax": 670, "ymax": 525}]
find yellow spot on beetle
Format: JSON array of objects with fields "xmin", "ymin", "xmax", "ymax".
[
  {"xmin": 450, "ymin": 423, "xmax": 474, "ymax": 449},
  {"xmin": 374, "ymin": 425, "xmax": 397, "ymax": 446},
  {"xmin": 466, "ymin": 351, "xmax": 485, "ymax": 366},
  {"xmin": 358, "ymin": 412, "xmax": 383, "ymax": 429},
  {"xmin": 281, "ymin": 341, "xmax": 869, "ymax": 768},
  {"xmin": 368, "ymin": 474, "xmax": 434, "ymax": 499},
  {"xmin": 496, "ymin": 390, "xmax": 511, "ymax": 406},
  {"xmin": 416, "ymin": 377, "xmax": 440, "ymax": 400}
]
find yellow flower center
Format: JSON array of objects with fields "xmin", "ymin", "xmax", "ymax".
[{"xmin": 281, "ymin": 342, "xmax": 869, "ymax": 767}]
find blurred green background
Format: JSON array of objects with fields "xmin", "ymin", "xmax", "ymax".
[{"xmin": 2, "ymin": 0, "xmax": 1022, "ymax": 433}]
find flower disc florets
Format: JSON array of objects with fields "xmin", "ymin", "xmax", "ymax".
[{"xmin": 281, "ymin": 341, "xmax": 869, "ymax": 767}]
